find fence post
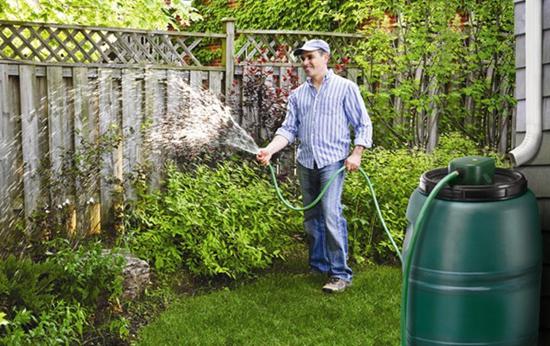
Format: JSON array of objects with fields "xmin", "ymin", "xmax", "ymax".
[{"xmin": 222, "ymin": 17, "xmax": 235, "ymax": 99}]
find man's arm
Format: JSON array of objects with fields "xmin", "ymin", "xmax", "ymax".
[
  {"xmin": 344, "ymin": 83, "xmax": 372, "ymax": 171},
  {"xmin": 257, "ymin": 93, "xmax": 298, "ymax": 166},
  {"xmin": 256, "ymin": 135, "xmax": 289, "ymax": 165},
  {"xmin": 344, "ymin": 83, "xmax": 372, "ymax": 149}
]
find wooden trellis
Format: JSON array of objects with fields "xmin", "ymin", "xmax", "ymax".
[
  {"xmin": 0, "ymin": 20, "xmax": 225, "ymax": 67},
  {"xmin": 0, "ymin": 20, "xmax": 364, "ymax": 67},
  {"xmin": 235, "ymin": 30, "xmax": 364, "ymax": 64}
]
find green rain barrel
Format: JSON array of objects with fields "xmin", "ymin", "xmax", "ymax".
[{"xmin": 403, "ymin": 157, "xmax": 542, "ymax": 345}]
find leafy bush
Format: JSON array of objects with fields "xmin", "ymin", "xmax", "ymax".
[
  {"xmin": 0, "ymin": 241, "xmax": 126, "ymax": 344},
  {"xmin": 353, "ymin": 0, "xmax": 515, "ymax": 150},
  {"xmin": 45, "ymin": 240, "xmax": 125, "ymax": 308},
  {"xmin": 0, "ymin": 256, "xmax": 61, "ymax": 315},
  {"xmin": 344, "ymin": 133, "xmax": 506, "ymax": 264},
  {"xmin": 126, "ymin": 160, "xmax": 302, "ymax": 278},
  {"xmin": 1, "ymin": 301, "xmax": 87, "ymax": 346},
  {"xmin": 127, "ymin": 135, "xmax": 505, "ymax": 270}
]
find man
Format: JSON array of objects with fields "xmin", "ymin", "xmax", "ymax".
[{"xmin": 256, "ymin": 39, "xmax": 372, "ymax": 293}]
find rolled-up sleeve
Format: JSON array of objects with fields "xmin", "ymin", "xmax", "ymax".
[
  {"xmin": 344, "ymin": 83, "xmax": 372, "ymax": 148},
  {"xmin": 275, "ymin": 93, "xmax": 299, "ymax": 144}
]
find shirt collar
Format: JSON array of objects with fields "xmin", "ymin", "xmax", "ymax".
[{"xmin": 306, "ymin": 69, "xmax": 334, "ymax": 88}]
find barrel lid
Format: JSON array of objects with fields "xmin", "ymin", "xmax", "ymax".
[{"xmin": 419, "ymin": 167, "xmax": 527, "ymax": 201}]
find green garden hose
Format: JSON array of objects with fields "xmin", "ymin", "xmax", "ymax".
[
  {"xmin": 266, "ymin": 163, "xmax": 459, "ymax": 346},
  {"xmin": 267, "ymin": 163, "xmax": 402, "ymax": 262},
  {"xmin": 399, "ymin": 170, "xmax": 459, "ymax": 346}
]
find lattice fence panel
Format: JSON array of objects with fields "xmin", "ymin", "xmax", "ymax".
[
  {"xmin": 235, "ymin": 31, "xmax": 363, "ymax": 65},
  {"xmin": 0, "ymin": 21, "xmax": 223, "ymax": 66}
]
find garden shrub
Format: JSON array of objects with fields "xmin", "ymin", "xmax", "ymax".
[
  {"xmin": 0, "ymin": 256, "xmax": 61, "ymax": 315},
  {"xmin": 1, "ymin": 301, "xmax": 87, "ymax": 346},
  {"xmin": 127, "ymin": 135, "xmax": 506, "ymax": 270},
  {"xmin": 344, "ymin": 133, "xmax": 506, "ymax": 264},
  {"xmin": 44, "ymin": 240, "xmax": 125, "ymax": 308},
  {"xmin": 0, "ymin": 241, "xmax": 127, "ymax": 344},
  {"xmin": 126, "ymin": 160, "xmax": 302, "ymax": 278}
]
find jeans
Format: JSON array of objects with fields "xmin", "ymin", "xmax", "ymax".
[{"xmin": 298, "ymin": 160, "xmax": 352, "ymax": 282}]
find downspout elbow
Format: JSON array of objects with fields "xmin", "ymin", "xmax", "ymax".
[{"xmin": 509, "ymin": 0, "xmax": 543, "ymax": 167}]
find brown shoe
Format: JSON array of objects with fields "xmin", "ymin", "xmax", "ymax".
[{"xmin": 322, "ymin": 277, "xmax": 351, "ymax": 293}]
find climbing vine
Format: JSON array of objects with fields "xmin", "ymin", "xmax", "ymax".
[{"xmin": 0, "ymin": 0, "xmax": 201, "ymax": 30}]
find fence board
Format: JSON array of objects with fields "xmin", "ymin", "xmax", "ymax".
[
  {"xmin": 122, "ymin": 69, "xmax": 142, "ymax": 200},
  {"xmin": 0, "ymin": 64, "xmax": 8, "ymax": 214},
  {"xmin": 73, "ymin": 67, "xmax": 88, "ymax": 233},
  {"xmin": 0, "ymin": 64, "xmax": 17, "ymax": 226},
  {"xmin": 73, "ymin": 70, "xmax": 86, "ymax": 163},
  {"xmin": 19, "ymin": 65, "xmax": 41, "ymax": 219},
  {"xmin": 189, "ymin": 70, "xmax": 202, "ymax": 121},
  {"xmin": 98, "ymin": 68, "xmax": 121, "ymax": 225},
  {"xmin": 240, "ymin": 66, "xmax": 258, "ymax": 136},
  {"xmin": 46, "ymin": 66, "xmax": 65, "ymax": 198},
  {"xmin": 63, "ymin": 73, "xmax": 76, "ymax": 233},
  {"xmin": 208, "ymin": 71, "xmax": 223, "ymax": 98},
  {"xmin": 190, "ymin": 70, "xmax": 202, "ymax": 89},
  {"xmin": 111, "ymin": 74, "xmax": 124, "ymax": 231},
  {"xmin": 8, "ymin": 69, "xmax": 23, "ymax": 219},
  {"xmin": 47, "ymin": 66, "xmax": 77, "ymax": 232},
  {"xmin": 73, "ymin": 67, "xmax": 99, "ymax": 235},
  {"xmin": 145, "ymin": 69, "xmax": 165, "ymax": 191},
  {"xmin": 261, "ymin": 66, "xmax": 274, "ymax": 140},
  {"xmin": 167, "ymin": 70, "xmax": 187, "ymax": 155},
  {"xmin": 280, "ymin": 67, "xmax": 291, "ymax": 89},
  {"xmin": 88, "ymin": 74, "xmax": 101, "ymax": 234},
  {"xmin": 275, "ymin": 66, "xmax": 296, "ymax": 176}
]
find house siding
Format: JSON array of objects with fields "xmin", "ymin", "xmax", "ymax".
[{"xmin": 514, "ymin": 0, "xmax": 550, "ymax": 344}]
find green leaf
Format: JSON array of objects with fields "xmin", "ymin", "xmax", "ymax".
[{"xmin": 0, "ymin": 311, "xmax": 8, "ymax": 326}]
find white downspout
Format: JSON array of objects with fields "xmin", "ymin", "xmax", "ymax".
[{"xmin": 509, "ymin": 0, "xmax": 543, "ymax": 166}]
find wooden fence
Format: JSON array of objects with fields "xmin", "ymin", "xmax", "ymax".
[{"xmin": 0, "ymin": 19, "xmax": 363, "ymax": 235}]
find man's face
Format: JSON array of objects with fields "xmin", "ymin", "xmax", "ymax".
[{"xmin": 300, "ymin": 50, "xmax": 329, "ymax": 79}]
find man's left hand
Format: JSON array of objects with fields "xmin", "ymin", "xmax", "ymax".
[
  {"xmin": 344, "ymin": 153, "xmax": 361, "ymax": 172},
  {"xmin": 345, "ymin": 145, "xmax": 365, "ymax": 171}
]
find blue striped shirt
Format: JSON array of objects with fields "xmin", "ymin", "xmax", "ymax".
[{"xmin": 275, "ymin": 69, "xmax": 372, "ymax": 169}]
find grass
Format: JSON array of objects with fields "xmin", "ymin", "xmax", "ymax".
[{"xmin": 135, "ymin": 259, "xmax": 401, "ymax": 346}]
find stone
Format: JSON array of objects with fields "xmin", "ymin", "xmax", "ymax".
[
  {"xmin": 103, "ymin": 249, "xmax": 151, "ymax": 301},
  {"xmin": 120, "ymin": 252, "xmax": 150, "ymax": 300}
]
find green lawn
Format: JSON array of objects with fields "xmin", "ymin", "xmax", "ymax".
[{"xmin": 136, "ymin": 265, "xmax": 401, "ymax": 345}]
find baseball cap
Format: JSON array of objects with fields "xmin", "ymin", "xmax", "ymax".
[{"xmin": 293, "ymin": 39, "xmax": 331, "ymax": 56}]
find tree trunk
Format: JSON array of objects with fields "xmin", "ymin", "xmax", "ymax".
[
  {"xmin": 414, "ymin": 64, "xmax": 425, "ymax": 147},
  {"xmin": 426, "ymin": 77, "xmax": 440, "ymax": 153}
]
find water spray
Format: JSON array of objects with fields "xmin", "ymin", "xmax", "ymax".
[{"xmin": 150, "ymin": 79, "xmax": 260, "ymax": 157}]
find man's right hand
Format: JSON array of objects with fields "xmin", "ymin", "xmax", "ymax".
[
  {"xmin": 256, "ymin": 135, "xmax": 289, "ymax": 166},
  {"xmin": 256, "ymin": 148, "xmax": 272, "ymax": 166}
]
